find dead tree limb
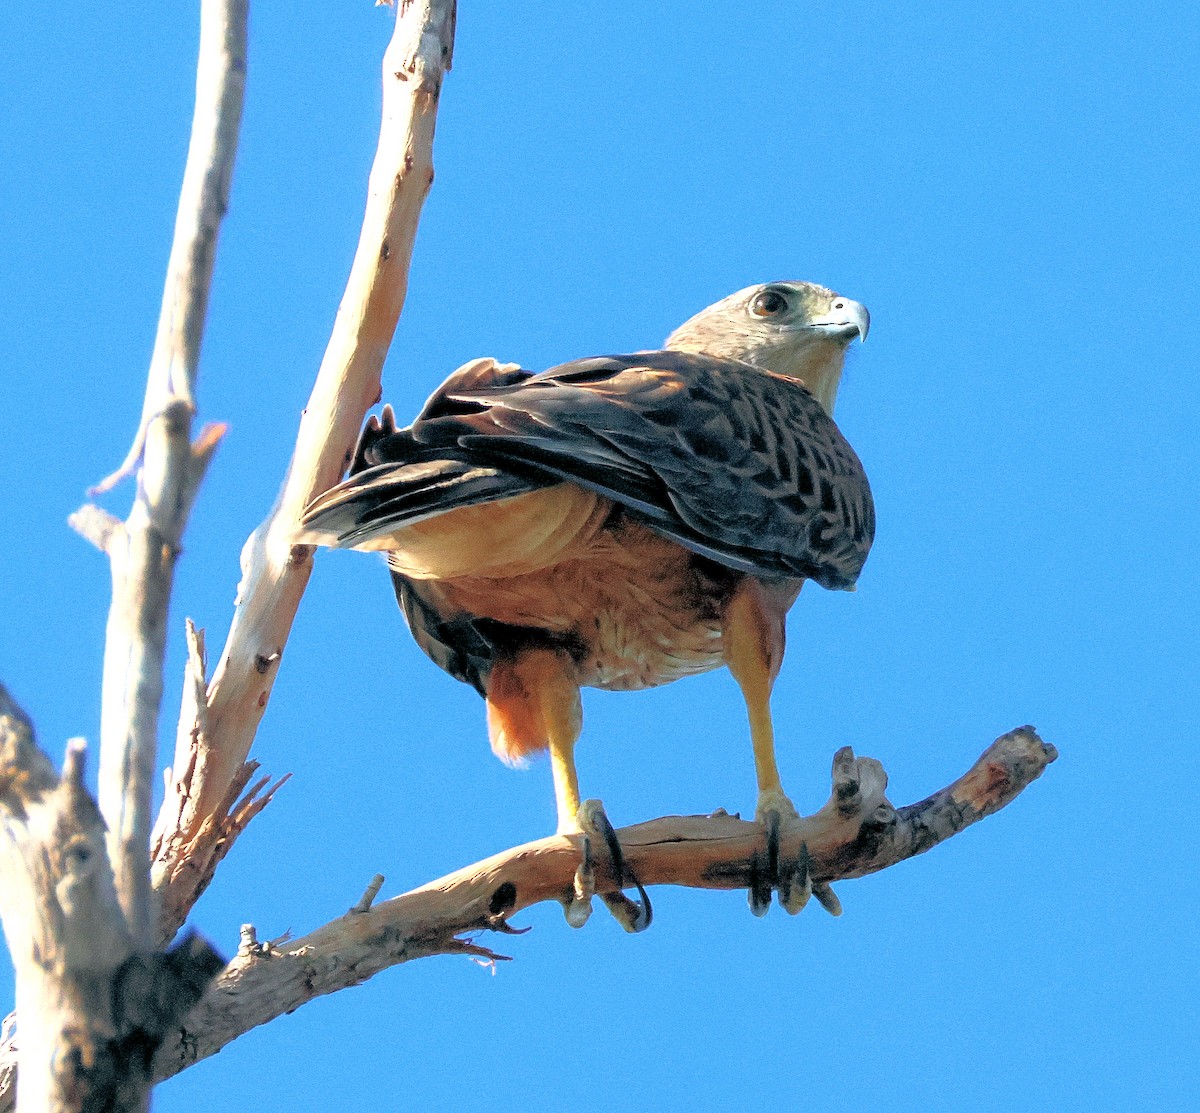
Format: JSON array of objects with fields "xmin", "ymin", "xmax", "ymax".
[
  {"xmin": 0, "ymin": 1, "xmax": 1059, "ymax": 1107},
  {"xmin": 0, "ymin": 687, "xmax": 223, "ymax": 1113},
  {"xmin": 146, "ymin": 726, "xmax": 1053, "ymax": 1090},
  {"xmin": 150, "ymin": 0, "xmax": 458, "ymax": 945},
  {"xmin": 0, "ymin": 718, "xmax": 1053, "ymax": 1108},
  {"xmin": 69, "ymin": 0, "xmax": 247, "ymax": 952},
  {"xmin": 0, "ymin": 3, "xmax": 246, "ymax": 1108}
]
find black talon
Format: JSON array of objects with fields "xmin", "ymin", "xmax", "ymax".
[
  {"xmin": 747, "ymin": 847, "xmax": 773, "ymax": 917},
  {"xmin": 780, "ymin": 840, "xmax": 812, "ymax": 914},
  {"xmin": 587, "ymin": 805, "xmax": 627, "ymax": 884},
  {"xmin": 751, "ymin": 810, "xmax": 815, "ymax": 915},
  {"xmin": 797, "ymin": 841, "xmax": 811, "ymax": 893},
  {"xmin": 764, "ymin": 809, "xmax": 781, "ymax": 889},
  {"xmin": 777, "ymin": 854, "xmax": 797, "ymax": 903},
  {"xmin": 579, "ymin": 801, "xmax": 652, "ymax": 933},
  {"xmin": 749, "ymin": 811, "xmax": 783, "ymax": 917},
  {"xmin": 600, "ymin": 882, "xmax": 652, "ymax": 934}
]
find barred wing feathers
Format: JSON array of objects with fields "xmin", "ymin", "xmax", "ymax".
[{"xmin": 409, "ymin": 351, "xmax": 874, "ymax": 590}]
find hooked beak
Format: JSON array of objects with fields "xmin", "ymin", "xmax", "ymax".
[{"xmin": 808, "ymin": 298, "xmax": 870, "ymax": 343}]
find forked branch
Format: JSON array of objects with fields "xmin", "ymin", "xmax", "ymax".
[{"xmin": 0, "ymin": 686, "xmax": 223, "ymax": 1113}]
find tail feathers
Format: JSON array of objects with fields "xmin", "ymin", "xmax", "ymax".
[{"xmin": 297, "ymin": 456, "xmax": 544, "ymax": 549}]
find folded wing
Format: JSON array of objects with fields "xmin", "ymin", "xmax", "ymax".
[{"xmin": 405, "ymin": 350, "xmax": 875, "ymax": 590}]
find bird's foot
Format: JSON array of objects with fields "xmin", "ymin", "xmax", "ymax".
[
  {"xmin": 564, "ymin": 829, "xmax": 595, "ymax": 928},
  {"xmin": 560, "ymin": 799, "xmax": 652, "ymax": 933},
  {"xmin": 754, "ymin": 787, "xmax": 801, "ymax": 828},
  {"xmin": 749, "ymin": 791, "xmax": 839, "ymax": 917}
]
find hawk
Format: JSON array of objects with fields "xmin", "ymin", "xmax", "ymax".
[{"xmin": 300, "ymin": 281, "xmax": 872, "ymax": 920}]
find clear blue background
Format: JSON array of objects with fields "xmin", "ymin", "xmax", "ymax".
[{"xmin": 1, "ymin": 2, "xmax": 1196, "ymax": 1110}]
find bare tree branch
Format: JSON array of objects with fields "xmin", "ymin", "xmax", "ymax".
[
  {"xmin": 131, "ymin": 727, "xmax": 1053, "ymax": 1089},
  {"xmin": 90, "ymin": 1, "xmax": 248, "ymax": 497},
  {"xmin": 0, "ymin": 686, "xmax": 224, "ymax": 1113},
  {"xmin": 69, "ymin": 0, "xmax": 247, "ymax": 952},
  {"xmin": 3, "ymin": 713, "xmax": 1055, "ymax": 1105},
  {"xmin": 150, "ymin": 622, "xmax": 290, "ymax": 945},
  {"xmin": 0, "ymin": 4, "xmax": 248, "ymax": 1106},
  {"xmin": 149, "ymin": 0, "xmax": 458, "ymax": 941}
]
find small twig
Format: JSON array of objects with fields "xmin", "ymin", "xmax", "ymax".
[
  {"xmin": 351, "ymin": 874, "xmax": 386, "ymax": 914},
  {"xmin": 67, "ymin": 504, "xmax": 124, "ymax": 555}
]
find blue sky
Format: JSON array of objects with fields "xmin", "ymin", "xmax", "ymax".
[{"xmin": 1, "ymin": 2, "xmax": 1197, "ymax": 1109}]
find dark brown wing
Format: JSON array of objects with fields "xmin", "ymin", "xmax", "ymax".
[
  {"xmin": 410, "ymin": 351, "xmax": 874, "ymax": 590},
  {"xmin": 300, "ymin": 351, "xmax": 874, "ymax": 694}
]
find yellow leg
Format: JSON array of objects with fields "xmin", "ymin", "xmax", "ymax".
[
  {"xmin": 485, "ymin": 647, "xmax": 584, "ymax": 834},
  {"xmin": 537, "ymin": 656, "xmax": 584, "ymax": 834},
  {"xmin": 485, "ymin": 647, "xmax": 651, "ymax": 930},
  {"xmin": 722, "ymin": 577, "xmax": 796, "ymax": 823},
  {"xmin": 548, "ymin": 719, "xmax": 583, "ymax": 835}
]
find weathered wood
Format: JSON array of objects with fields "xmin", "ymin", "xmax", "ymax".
[
  {"xmin": 150, "ymin": 0, "xmax": 459, "ymax": 944},
  {"xmin": 0, "ymin": 686, "xmax": 223, "ymax": 1113},
  {"xmin": 0, "ymin": 3, "xmax": 247, "ymax": 1108},
  {"xmin": 141, "ymin": 727, "xmax": 1054, "ymax": 1089},
  {"xmin": 70, "ymin": 0, "xmax": 247, "ymax": 953},
  {"xmin": 150, "ymin": 622, "xmax": 288, "ymax": 947}
]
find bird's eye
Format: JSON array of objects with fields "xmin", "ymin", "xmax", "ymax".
[{"xmin": 750, "ymin": 289, "xmax": 789, "ymax": 317}]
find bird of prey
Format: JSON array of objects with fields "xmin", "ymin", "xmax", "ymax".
[{"xmin": 300, "ymin": 281, "xmax": 873, "ymax": 922}]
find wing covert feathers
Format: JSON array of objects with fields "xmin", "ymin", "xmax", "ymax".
[
  {"xmin": 299, "ymin": 352, "xmax": 874, "ymax": 695},
  {"xmin": 407, "ymin": 351, "xmax": 875, "ymax": 590},
  {"xmin": 301, "ymin": 351, "xmax": 873, "ymax": 588}
]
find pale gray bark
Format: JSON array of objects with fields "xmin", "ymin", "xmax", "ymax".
[
  {"xmin": 1, "ymin": 2, "xmax": 248, "ymax": 1109},
  {"xmin": 0, "ymin": 688, "xmax": 223, "ymax": 1113},
  {"xmin": 71, "ymin": 0, "xmax": 248, "ymax": 953},
  {"xmin": 150, "ymin": 0, "xmax": 459, "ymax": 946}
]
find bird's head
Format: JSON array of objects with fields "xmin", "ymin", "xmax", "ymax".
[{"xmin": 664, "ymin": 281, "xmax": 869, "ymax": 414}]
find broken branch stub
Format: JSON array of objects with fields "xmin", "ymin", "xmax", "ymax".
[{"xmin": 0, "ymin": 686, "xmax": 224, "ymax": 1113}]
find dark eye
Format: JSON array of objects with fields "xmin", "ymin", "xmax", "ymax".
[{"xmin": 750, "ymin": 289, "xmax": 789, "ymax": 317}]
